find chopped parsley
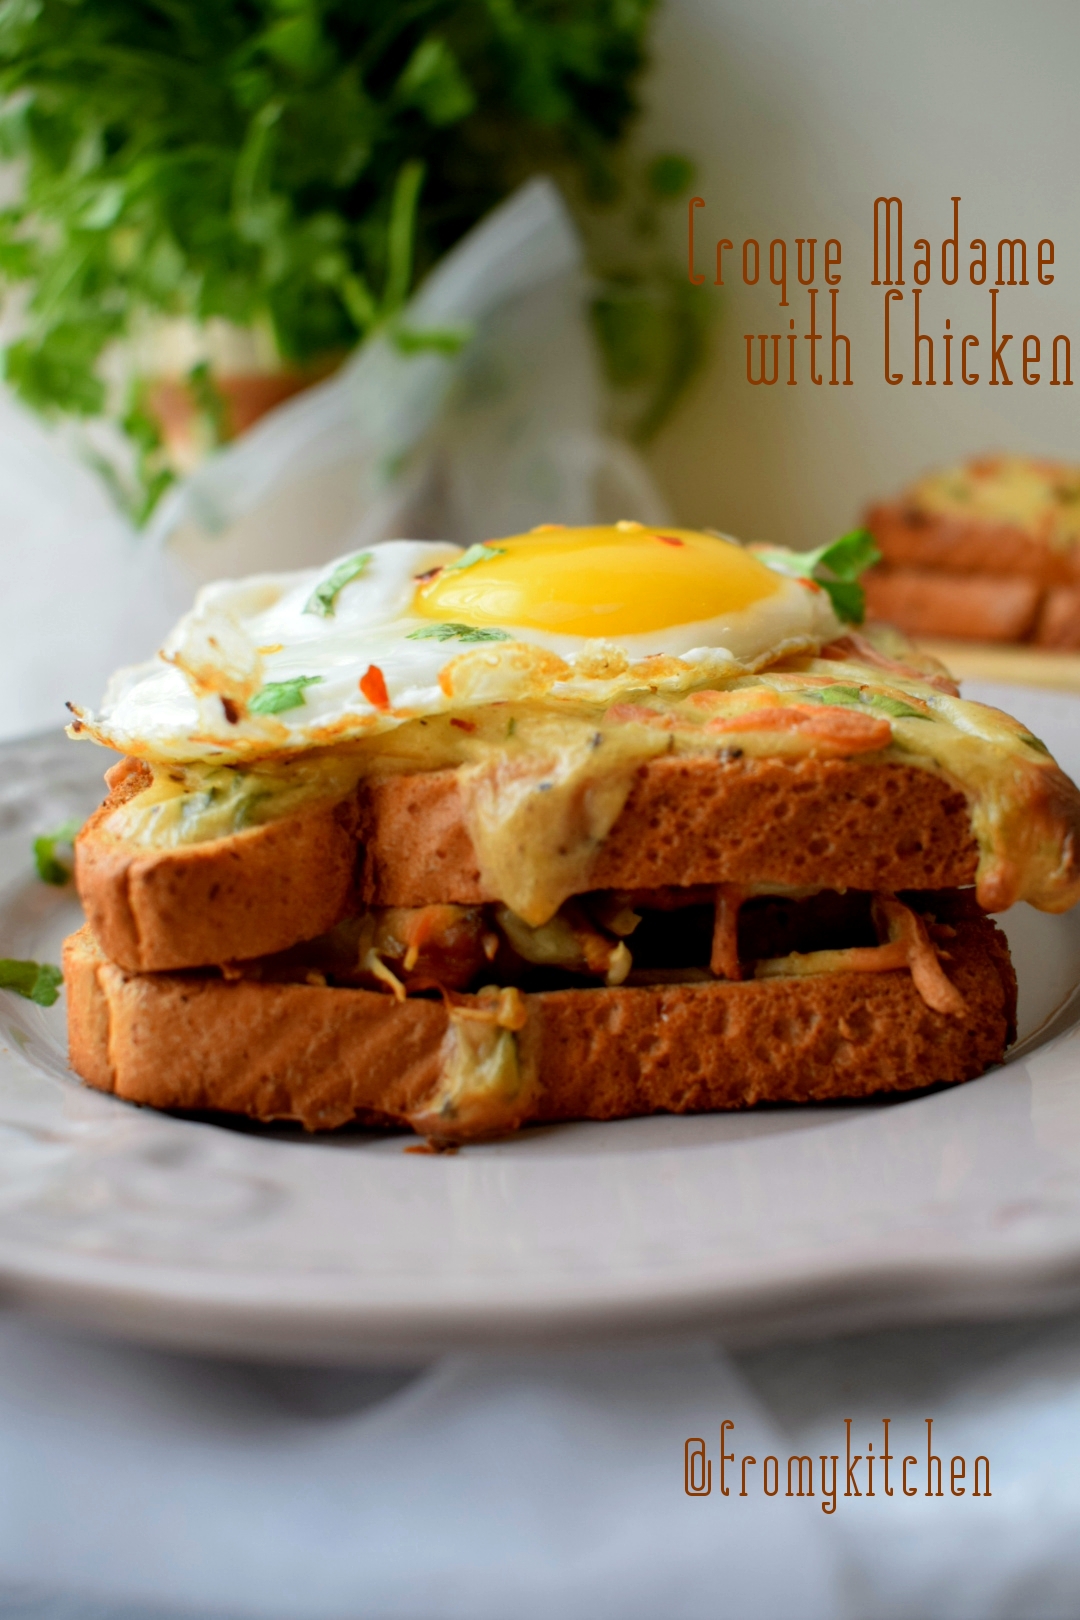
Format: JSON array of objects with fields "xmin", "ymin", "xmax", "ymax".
[
  {"xmin": 809, "ymin": 686, "xmax": 928, "ymax": 720},
  {"xmin": 757, "ymin": 528, "xmax": 881, "ymax": 624},
  {"xmin": 1020, "ymin": 731, "xmax": 1051, "ymax": 756},
  {"xmin": 445, "ymin": 543, "xmax": 506, "ymax": 573},
  {"xmin": 33, "ymin": 817, "xmax": 82, "ymax": 885},
  {"xmin": 865, "ymin": 693, "xmax": 928, "ymax": 720},
  {"xmin": 248, "ymin": 675, "xmax": 324, "ymax": 715},
  {"xmin": 407, "ymin": 623, "xmax": 512, "ymax": 643},
  {"xmin": 0, "ymin": 959, "xmax": 62, "ymax": 1006},
  {"xmin": 814, "ymin": 685, "xmax": 863, "ymax": 706},
  {"xmin": 303, "ymin": 553, "xmax": 372, "ymax": 617}
]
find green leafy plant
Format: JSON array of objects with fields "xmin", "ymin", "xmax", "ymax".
[{"xmin": 0, "ymin": 0, "xmax": 699, "ymax": 519}]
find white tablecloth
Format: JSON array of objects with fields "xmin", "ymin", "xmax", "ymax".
[{"xmin": 3, "ymin": 1307, "xmax": 1080, "ymax": 1619}]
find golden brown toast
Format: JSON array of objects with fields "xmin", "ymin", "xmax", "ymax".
[
  {"xmin": 75, "ymin": 754, "xmax": 981, "ymax": 972},
  {"xmin": 866, "ymin": 497, "xmax": 1080, "ymax": 587},
  {"xmin": 63, "ymin": 913, "xmax": 1016, "ymax": 1138},
  {"xmin": 76, "ymin": 774, "xmax": 361, "ymax": 975},
  {"xmin": 862, "ymin": 568, "xmax": 1043, "ymax": 643},
  {"xmin": 864, "ymin": 459, "xmax": 1080, "ymax": 646}
]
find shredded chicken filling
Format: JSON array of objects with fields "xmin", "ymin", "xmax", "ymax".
[{"xmin": 242, "ymin": 886, "xmax": 970, "ymax": 1017}]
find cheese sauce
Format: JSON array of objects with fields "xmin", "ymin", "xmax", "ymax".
[{"xmin": 102, "ymin": 660, "xmax": 1080, "ymax": 919}]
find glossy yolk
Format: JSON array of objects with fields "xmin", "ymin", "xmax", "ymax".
[{"xmin": 412, "ymin": 525, "xmax": 781, "ymax": 637}]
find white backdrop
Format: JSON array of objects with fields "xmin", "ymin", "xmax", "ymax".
[{"xmin": 643, "ymin": 0, "xmax": 1080, "ymax": 547}]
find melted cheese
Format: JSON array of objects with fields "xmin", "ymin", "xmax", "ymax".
[
  {"xmin": 407, "ymin": 988, "xmax": 535, "ymax": 1141},
  {"xmin": 102, "ymin": 660, "xmax": 1080, "ymax": 918},
  {"xmin": 912, "ymin": 456, "xmax": 1080, "ymax": 548},
  {"xmin": 105, "ymin": 755, "xmax": 368, "ymax": 848},
  {"xmin": 457, "ymin": 715, "xmax": 671, "ymax": 925}
]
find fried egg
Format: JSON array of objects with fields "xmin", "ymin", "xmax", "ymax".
[{"xmin": 72, "ymin": 523, "xmax": 843, "ymax": 762}]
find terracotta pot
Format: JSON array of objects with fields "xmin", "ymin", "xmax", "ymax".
[{"xmin": 146, "ymin": 362, "xmax": 340, "ymax": 468}]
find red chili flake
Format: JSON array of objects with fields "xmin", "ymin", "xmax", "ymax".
[
  {"xmin": 414, "ymin": 566, "xmax": 443, "ymax": 582},
  {"xmin": 655, "ymin": 534, "xmax": 685, "ymax": 547},
  {"xmin": 220, "ymin": 696, "xmax": 240, "ymax": 725},
  {"xmin": 360, "ymin": 665, "xmax": 390, "ymax": 710},
  {"xmin": 450, "ymin": 718, "xmax": 477, "ymax": 732}
]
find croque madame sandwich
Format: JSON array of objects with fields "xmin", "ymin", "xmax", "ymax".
[
  {"xmin": 864, "ymin": 455, "xmax": 1080, "ymax": 647},
  {"xmin": 63, "ymin": 522, "xmax": 1080, "ymax": 1143}
]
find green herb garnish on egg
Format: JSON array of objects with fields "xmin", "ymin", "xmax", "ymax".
[
  {"xmin": 445, "ymin": 544, "xmax": 506, "ymax": 573},
  {"xmin": 757, "ymin": 528, "xmax": 882, "ymax": 625},
  {"xmin": 248, "ymin": 675, "xmax": 324, "ymax": 715},
  {"xmin": 303, "ymin": 553, "xmax": 372, "ymax": 617},
  {"xmin": 407, "ymin": 623, "xmax": 512, "ymax": 643}
]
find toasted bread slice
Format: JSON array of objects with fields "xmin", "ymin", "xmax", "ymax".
[
  {"xmin": 76, "ymin": 755, "xmax": 980, "ymax": 972},
  {"xmin": 1035, "ymin": 585, "xmax": 1080, "ymax": 649},
  {"xmin": 866, "ymin": 498, "xmax": 1080, "ymax": 588},
  {"xmin": 76, "ymin": 759, "xmax": 362, "ymax": 973},
  {"xmin": 862, "ymin": 567, "xmax": 1043, "ymax": 643},
  {"xmin": 358, "ymin": 755, "xmax": 978, "ymax": 906},
  {"xmin": 64, "ymin": 911, "xmax": 1016, "ymax": 1138}
]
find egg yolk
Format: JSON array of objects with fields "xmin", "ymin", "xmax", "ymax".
[{"xmin": 413, "ymin": 524, "xmax": 781, "ymax": 637}]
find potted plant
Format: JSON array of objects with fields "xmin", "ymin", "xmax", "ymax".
[{"xmin": 0, "ymin": 0, "xmax": 703, "ymax": 523}]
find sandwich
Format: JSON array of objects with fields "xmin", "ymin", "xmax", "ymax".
[
  {"xmin": 62, "ymin": 522, "xmax": 1080, "ymax": 1144},
  {"xmin": 864, "ymin": 455, "xmax": 1080, "ymax": 646}
]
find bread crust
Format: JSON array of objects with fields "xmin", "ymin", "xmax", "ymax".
[
  {"xmin": 862, "ymin": 567, "xmax": 1043, "ymax": 643},
  {"xmin": 75, "ymin": 754, "xmax": 980, "ymax": 971},
  {"xmin": 866, "ymin": 499, "xmax": 1080, "ymax": 587},
  {"xmin": 1035, "ymin": 585, "xmax": 1080, "ymax": 649},
  {"xmin": 75, "ymin": 782, "xmax": 362, "ymax": 973},
  {"xmin": 64, "ymin": 911, "xmax": 1016, "ymax": 1135},
  {"xmin": 358, "ymin": 755, "xmax": 979, "ymax": 907}
]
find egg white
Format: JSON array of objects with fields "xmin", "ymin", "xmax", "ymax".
[{"xmin": 73, "ymin": 538, "xmax": 843, "ymax": 763}]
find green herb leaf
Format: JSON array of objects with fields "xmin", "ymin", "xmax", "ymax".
[
  {"xmin": 808, "ymin": 529, "xmax": 882, "ymax": 581},
  {"xmin": 33, "ymin": 816, "xmax": 82, "ymax": 885},
  {"xmin": 814, "ymin": 685, "xmax": 863, "ymax": 706},
  {"xmin": 397, "ymin": 38, "xmax": 476, "ymax": 128},
  {"xmin": 303, "ymin": 552, "xmax": 372, "ymax": 617},
  {"xmin": 391, "ymin": 323, "xmax": 473, "ymax": 356},
  {"xmin": 383, "ymin": 159, "xmax": 425, "ymax": 315},
  {"xmin": 248, "ymin": 675, "xmax": 324, "ymax": 714},
  {"xmin": 0, "ymin": 959, "xmax": 63, "ymax": 1007},
  {"xmin": 864, "ymin": 693, "xmax": 928, "ymax": 720},
  {"xmin": 406, "ymin": 622, "xmax": 512, "ymax": 644},
  {"xmin": 187, "ymin": 360, "xmax": 229, "ymax": 447},
  {"xmin": 757, "ymin": 528, "xmax": 881, "ymax": 625},
  {"xmin": 1020, "ymin": 731, "xmax": 1052, "ymax": 756},
  {"xmin": 445, "ymin": 543, "xmax": 505, "ymax": 573},
  {"xmin": 808, "ymin": 685, "xmax": 928, "ymax": 721},
  {"xmin": 817, "ymin": 580, "xmax": 867, "ymax": 625}
]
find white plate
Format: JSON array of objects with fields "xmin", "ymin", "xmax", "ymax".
[{"xmin": 3, "ymin": 682, "xmax": 1080, "ymax": 1362}]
